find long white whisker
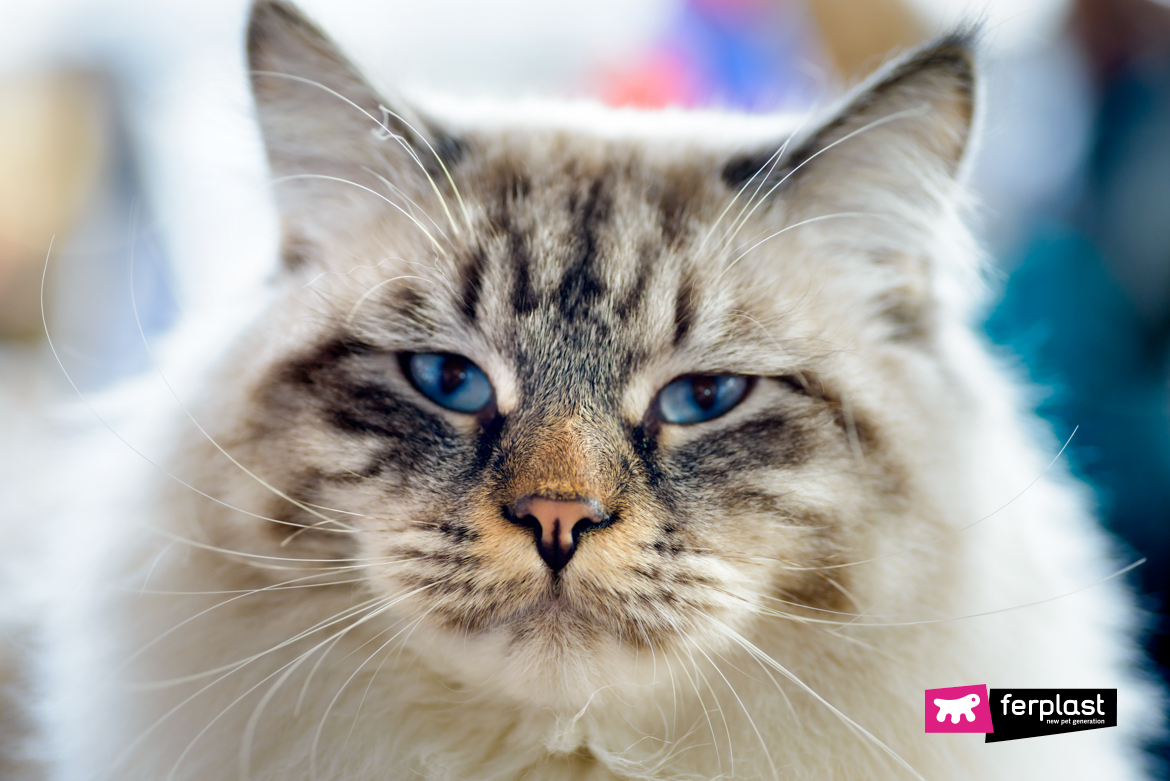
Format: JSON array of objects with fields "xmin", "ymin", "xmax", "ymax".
[
  {"xmin": 793, "ymin": 426, "xmax": 1083, "ymax": 572},
  {"xmin": 145, "ymin": 526, "xmax": 405, "ymax": 566},
  {"xmin": 712, "ymin": 111, "xmax": 815, "ymax": 251},
  {"xmin": 364, "ymin": 167, "xmax": 449, "ymax": 238},
  {"xmin": 310, "ymin": 607, "xmax": 436, "ymax": 780},
  {"xmin": 125, "ymin": 206, "xmax": 359, "ymax": 536},
  {"xmin": 249, "ymin": 70, "xmax": 464, "ymax": 237},
  {"xmin": 721, "ymin": 105, "xmax": 930, "ymax": 250},
  {"xmin": 693, "ymin": 643, "xmax": 776, "ymax": 779},
  {"xmin": 110, "ymin": 593, "xmax": 391, "ymax": 776},
  {"xmin": 666, "ymin": 647, "xmax": 718, "ymax": 769},
  {"xmin": 40, "ymin": 238, "xmax": 373, "ymax": 550},
  {"xmin": 807, "ymin": 558, "xmax": 1146, "ymax": 629},
  {"xmin": 376, "ymin": 104, "xmax": 474, "ymax": 235},
  {"xmin": 303, "ymin": 256, "xmax": 399, "ymax": 289},
  {"xmin": 343, "ymin": 274, "xmax": 430, "ymax": 325},
  {"xmin": 131, "ymin": 594, "xmax": 390, "ymax": 692},
  {"xmin": 131, "ymin": 577, "xmax": 368, "ymax": 597},
  {"xmin": 273, "ymin": 174, "xmax": 448, "ymax": 258},
  {"xmin": 708, "ymin": 617, "xmax": 926, "ymax": 781},
  {"xmin": 164, "ymin": 591, "xmax": 417, "ymax": 781},
  {"xmin": 720, "ymin": 211, "xmax": 885, "ymax": 280},
  {"xmin": 698, "ymin": 129, "xmax": 794, "ymax": 255},
  {"xmin": 120, "ymin": 570, "xmax": 368, "ymax": 672}
]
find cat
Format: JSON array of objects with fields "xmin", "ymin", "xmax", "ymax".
[{"xmin": 14, "ymin": 1, "xmax": 1161, "ymax": 778}]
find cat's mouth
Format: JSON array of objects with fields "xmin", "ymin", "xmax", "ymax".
[
  {"xmin": 416, "ymin": 571, "xmax": 639, "ymax": 643},
  {"xmin": 498, "ymin": 579, "xmax": 592, "ymax": 624}
]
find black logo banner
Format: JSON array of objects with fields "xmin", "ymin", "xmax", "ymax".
[{"xmin": 985, "ymin": 689, "xmax": 1117, "ymax": 743}]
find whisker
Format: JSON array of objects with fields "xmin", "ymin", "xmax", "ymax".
[
  {"xmin": 130, "ymin": 594, "xmax": 391, "ymax": 691},
  {"xmin": 813, "ymin": 558, "xmax": 1146, "ymax": 629},
  {"xmin": 119, "ymin": 570, "xmax": 375, "ymax": 672},
  {"xmin": 274, "ymin": 173, "xmax": 447, "ymax": 258},
  {"xmin": 302, "ymin": 256, "xmax": 400, "ymax": 289},
  {"xmin": 707, "ymin": 616, "xmax": 927, "ymax": 781},
  {"xmin": 712, "ymin": 111, "xmax": 814, "ymax": 251},
  {"xmin": 140, "ymin": 540, "xmax": 178, "ymax": 595},
  {"xmin": 719, "ymin": 557, "xmax": 1144, "ymax": 630},
  {"xmin": 249, "ymin": 70, "xmax": 465, "ymax": 238},
  {"xmin": 364, "ymin": 168, "xmax": 449, "ymax": 239},
  {"xmin": 164, "ymin": 590, "xmax": 419, "ymax": 781},
  {"xmin": 667, "ymin": 647, "xmax": 716, "ymax": 765},
  {"xmin": 799, "ymin": 426, "xmax": 1082, "ymax": 572},
  {"xmin": 146, "ymin": 526, "xmax": 405, "ymax": 567},
  {"xmin": 376, "ymin": 103, "xmax": 475, "ymax": 235},
  {"xmin": 720, "ymin": 104, "xmax": 931, "ymax": 251},
  {"xmin": 131, "ymin": 577, "xmax": 368, "ymax": 597},
  {"xmin": 310, "ymin": 607, "xmax": 437, "ymax": 779},
  {"xmin": 698, "ymin": 118, "xmax": 802, "ymax": 255},
  {"xmin": 719, "ymin": 211, "xmax": 883, "ymax": 280},
  {"xmin": 110, "ymin": 592, "xmax": 394, "ymax": 775},
  {"xmin": 693, "ymin": 643, "xmax": 776, "ymax": 779},
  {"xmin": 342, "ymin": 274, "xmax": 430, "ymax": 326},
  {"xmin": 40, "ymin": 238, "xmax": 377, "ymax": 555},
  {"xmin": 125, "ymin": 211, "xmax": 365, "ymax": 535}
]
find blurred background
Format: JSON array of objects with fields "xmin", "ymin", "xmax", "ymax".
[{"xmin": 0, "ymin": 0, "xmax": 1167, "ymax": 773}]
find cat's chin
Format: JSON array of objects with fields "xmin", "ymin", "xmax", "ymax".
[{"xmin": 403, "ymin": 600, "xmax": 680, "ymax": 713}]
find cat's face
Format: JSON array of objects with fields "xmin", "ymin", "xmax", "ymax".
[{"xmin": 196, "ymin": 1, "xmax": 977, "ymax": 708}]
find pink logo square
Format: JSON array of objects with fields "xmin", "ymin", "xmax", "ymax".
[{"xmin": 925, "ymin": 684, "xmax": 994, "ymax": 733}]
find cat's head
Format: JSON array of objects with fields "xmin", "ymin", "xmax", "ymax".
[{"xmin": 196, "ymin": 0, "xmax": 979, "ymax": 708}]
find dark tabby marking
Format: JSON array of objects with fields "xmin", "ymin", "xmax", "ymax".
[
  {"xmin": 458, "ymin": 248, "xmax": 487, "ymax": 322},
  {"xmin": 613, "ymin": 245, "xmax": 655, "ymax": 320},
  {"xmin": 556, "ymin": 180, "xmax": 611, "ymax": 321},
  {"xmin": 672, "ymin": 276, "xmax": 697, "ymax": 346},
  {"xmin": 508, "ymin": 230, "xmax": 540, "ymax": 316},
  {"xmin": 671, "ymin": 409, "xmax": 814, "ymax": 476},
  {"xmin": 431, "ymin": 132, "xmax": 467, "ymax": 169}
]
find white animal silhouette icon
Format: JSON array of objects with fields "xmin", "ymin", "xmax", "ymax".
[{"xmin": 934, "ymin": 693, "xmax": 980, "ymax": 723}]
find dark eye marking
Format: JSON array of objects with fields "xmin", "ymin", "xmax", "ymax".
[{"xmin": 670, "ymin": 411, "xmax": 815, "ymax": 474}]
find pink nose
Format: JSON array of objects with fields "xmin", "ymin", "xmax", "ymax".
[{"xmin": 509, "ymin": 495, "xmax": 607, "ymax": 573}]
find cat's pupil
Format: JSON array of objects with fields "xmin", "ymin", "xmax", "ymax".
[
  {"xmin": 691, "ymin": 377, "xmax": 719, "ymax": 411},
  {"xmin": 439, "ymin": 357, "xmax": 469, "ymax": 395}
]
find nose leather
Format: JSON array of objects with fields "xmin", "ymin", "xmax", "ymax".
[{"xmin": 509, "ymin": 495, "xmax": 607, "ymax": 573}]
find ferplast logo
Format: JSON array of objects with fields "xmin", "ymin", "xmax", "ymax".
[
  {"xmin": 924, "ymin": 686, "xmax": 1118, "ymax": 742},
  {"xmin": 924, "ymin": 685, "xmax": 994, "ymax": 734},
  {"xmin": 985, "ymin": 689, "xmax": 1117, "ymax": 743}
]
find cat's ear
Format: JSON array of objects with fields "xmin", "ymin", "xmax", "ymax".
[
  {"xmin": 725, "ymin": 31, "xmax": 976, "ymax": 233},
  {"xmin": 246, "ymin": 1, "xmax": 455, "ymax": 268},
  {"xmin": 723, "ymin": 32, "xmax": 978, "ymax": 337}
]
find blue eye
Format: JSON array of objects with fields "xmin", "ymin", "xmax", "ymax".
[
  {"xmin": 404, "ymin": 353, "xmax": 495, "ymax": 415},
  {"xmin": 656, "ymin": 375, "xmax": 751, "ymax": 425}
]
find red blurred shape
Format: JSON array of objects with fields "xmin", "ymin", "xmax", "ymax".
[{"xmin": 594, "ymin": 50, "xmax": 702, "ymax": 109}]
